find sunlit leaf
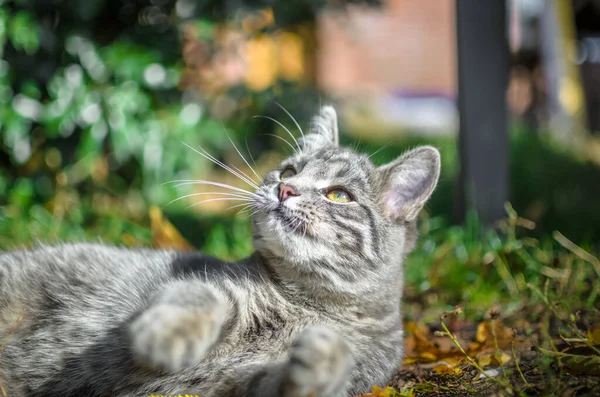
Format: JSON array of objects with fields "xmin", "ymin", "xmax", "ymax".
[
  {"xmin": 356, "ymin": 386, "xmax": 402, "ymax": 397},
  {"xmin": 8, "ymin": 11, "xmax": 39, "ymax": 54},
  {"xmin": 149, "ymin": 205, "xmax": 194, "ymax": 251},
  {"xmin": 433, "ymin": 363, "xmax": 463, "ymax": 376},
  {"xmin": 587, "ymin": 324, "xmax": 600, "ymax": 345},
  {"xmin": 475, "ymin": 320, "xmax": 513, "ymax": 349},
  {"xmin": 476, "ymin": 351, "xmax": 512, "ymax": 368}
]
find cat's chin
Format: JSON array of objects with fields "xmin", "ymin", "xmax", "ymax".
[{"xmin": 272, "ymin": 207, "xmax": 311, "ymax": 236}]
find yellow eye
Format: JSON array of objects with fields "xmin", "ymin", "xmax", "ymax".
[
  {"xmin": 326, "ymin": 188, "xmax": 352, "ymax": 203},
  {"xmin": 280, "ymin": 167, "xmax": 296, "ymax": 180}
]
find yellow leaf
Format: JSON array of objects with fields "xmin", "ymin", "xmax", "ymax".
[
  {"xmin": 587, "ymin": 324, "xmax": 600, "ymax": 345},
  {"xmin": 245, "ymin": 34, "xmax": 277, "ymax": 91},
  {"xmin": 149, "ymin": 206, "xmax": 194, "ymax": 251},
  {"xmin": 475, "ymin": 320, "xmax": 513, "ymax": 349},
  {"xmin": 358, "ymin": 386, "xmax": 401, "ymax": 397},
  {"xmin": 477, "ymin": 352, "xmax": 512, "ymax": 368},
  {"xmin": 276, "ymin": 31, "xmax": 304, "ymax": 81},
  {"xmin": 242, "ymin": 7, "xmax": 274, "ymax": 33},
  {"xmin": 433, "ymin": 363, "xmax": 463, "ymax": 376}
]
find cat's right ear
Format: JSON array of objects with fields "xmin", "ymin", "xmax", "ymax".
[
  {"xmin": 377, "ymin": 146, "xmax": 441, "ymax": 221},
  {"xmin": 301, "ymin": 106, "xmax": 339, "ymax": 152}
]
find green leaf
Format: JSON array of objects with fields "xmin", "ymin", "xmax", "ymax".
[{"xmin": 8, "ymin": 11, "xmax": 40, "ymax": 54}]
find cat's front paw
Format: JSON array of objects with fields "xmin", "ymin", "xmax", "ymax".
[
  {"xmin": 284, "ymin": 326, "xmax": 353, "ymax": 397},
  {"xmin": 129, "ymin": 304, "xmax": 225, "ymax": 372}
]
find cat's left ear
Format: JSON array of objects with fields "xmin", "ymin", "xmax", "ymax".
[
  {"xmin": 301, "ymin": 106, "xmax": 339, "ymax": 152},
  {"xmin": 378, "ymin": 146, "xmax": 441, "ymax": 221}
]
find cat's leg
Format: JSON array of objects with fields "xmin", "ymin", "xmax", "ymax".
[
  {"xmin": 240, "ymin": 325, "xmax": 353, "ymax": 397},
  {"xmin": 129, "ymin": 280, "xmax": 231, "ymax": 372}
]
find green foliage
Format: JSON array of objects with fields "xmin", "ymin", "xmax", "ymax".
[
  {"xmin": 0, "ymin": 0, "xmax": 381, "ymax": 211},
  {"xmin": 404, "ymin": 204, "xmax": 599, "ymax": 320},
  {"xmin": 7, "ymin": 10, "xmax": 38, "ymax": 54}
]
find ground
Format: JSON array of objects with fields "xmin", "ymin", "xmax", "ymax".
[{"xmin": 0, "ymin": 198, "xmax": 598, "ymax": 397}]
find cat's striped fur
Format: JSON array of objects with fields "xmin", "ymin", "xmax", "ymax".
[{"xmin": 0, "ymin": 107, "xmax": 440, "ymax": 397}]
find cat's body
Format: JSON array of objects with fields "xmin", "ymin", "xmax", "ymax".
[{"xmin": 0, "ymin": 107, "xmax": 440, "ymax": 397}]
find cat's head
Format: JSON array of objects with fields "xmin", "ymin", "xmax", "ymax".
[{"xmin": 252, "ymin": 106, "xmax": 440, "ymax": 289}]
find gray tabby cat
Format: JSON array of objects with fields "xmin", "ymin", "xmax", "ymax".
[{"xmin": 0, "ymin": 106, "xmax": 440, "ymax": 397}]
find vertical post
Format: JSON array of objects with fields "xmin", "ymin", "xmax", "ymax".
[
  {"xmin": 540, "ymin": 0, "xmax": 587, "ymax": 146},
  {"xmin": 455, "ymin": 0, "xmax": 510, "ymax": 225}
]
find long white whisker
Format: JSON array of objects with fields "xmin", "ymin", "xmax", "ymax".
[
  {"xmin": 236, "ymin": 204, "xmax": 253, "ymax": 213},
  {"xmin": 229, "ymin": 202, "xmax": 262, "ymax": 214},
  {"xmin": 188, "ymin": 141, "xmax": 259, "ymax": 189},
  {"xmin": 265, "ymin": 133, "xmax": 298, "ymax": 153},
  {"xmin": 230, "ymin": 202, "xmax": 255, "ymax": 210},
  {"xmin": 186, "ymin": 197, "xmax": 255, "ymax": 210},
  {"xmin": 221, "ymin": 123, "xmax": 262, "ymax": 183},
  {"xmin": 292, "ymin": 219, "xmax": 303, "ymax": 234},
  {"xmin": 249, "ymin": 209, "xmax": 262, "ymax": 217},
  {"xmin": 167, "ymin": 180, "xmax": 260, "ymax": 198},
  {"xmin": 254, "ymin": 115, "xmax": 300, "ymax": 152},
  {"xmin": 368, "ymin": 143, "xmax": 391, "ymax": 159},
  {"xmin": 275, "ymin": 102, "xmax": 305, "ymax": 143},
  {"xmin": 236, "ymin": 203, "xmax": 259, "ymax": 215},
  {"xmin": 245, "ymin": 134, "xmax": 263, "ymax": 178},
  {"xmin": 181, "ymin": 142, "xmax": 259, "ymax": 189},
  {"xmin": 165, "ymin": 191, "xmax": 255, "ymax": 207}
]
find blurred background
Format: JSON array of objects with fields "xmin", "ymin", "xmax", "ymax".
[{"xmin": 1, "ymin": 0, "xmax": 600, "ymax": 310}]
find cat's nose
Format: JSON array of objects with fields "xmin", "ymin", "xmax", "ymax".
[{"xmin": 278, "ymin": 183, "xmax": 298, "ymax": 202}]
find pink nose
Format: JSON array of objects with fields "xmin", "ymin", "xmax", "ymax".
[{"xmin": 278, "ymin": 183, "xmax": 298, "ymax": 202}]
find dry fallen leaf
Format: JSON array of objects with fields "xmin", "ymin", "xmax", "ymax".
[
  {"xmin": 356, "ymin": 385, "xmax": 402, "ymax": 397},
  {"xmin": 587, "ymin": 323, "xmax": 600, "ymax": 345},
  {"xmin": 474, "ymin": 320, "xmax": 513, "ymax": 349},
  {"xmin": 476, "ymin": 351, "xmax": 512, "ymax": 368},
  {"xmin": 149, "ymin": 205, "xmax": 194, "ymax": 251},
  {"xmin": 433, "ymin": 363, "xmax": 464, "ymax": 376}
]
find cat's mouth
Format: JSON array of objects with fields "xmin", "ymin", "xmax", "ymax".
[{"xmin": 273, "ymin": 206, "xmax": 310, "ymax": 236}]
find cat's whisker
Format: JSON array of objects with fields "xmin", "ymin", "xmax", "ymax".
[
  {"xmin": 368, "ymin": 143, "xmax": 391, "ymax": 159},
  {"xmin": 229, "ymin": 202, "xmax": 262, "ymax": 214},
  {"xmin": 180, "ymin": 142, "xmax": 259, "ymax": 189},
  {"xmin": 221, "ymin": 123, "xmax": 263, "ymax": 183},
  {"xmin": 191, "ymin": 141, "xmax": 259, "ymax": 187},
  {"xmin": 186, "ymin": 197, "xmax": 255, "ymax": 211},
  {"xmin": 167, "ymin": 180, "xmax": 260, "ymax": 199},
  {"xmin": 187, "ymin": 142, "xmax": 259, "ymax": 189},
  {"xmin": 291, "ymin": 219, "xmax": 303, "ymax": 234},
  {"xmin": 275, "ymin": 102, "xmax": 305, "ymax": 146},
  {"xmin": 244, "ymin": 207, "xmax": 263, "ymax": 218},
  {"xmin": 165, "ymin": 192, "xmax": 255, "ymax": 207},
  {"xmin": 236, "ymin": 204, "xmax": 262, "ymax": 216},
  {"xmin": 237, "ymin": 203, "xmax": 259, "ymax": 214},
  {"xmin": 245, "ymin": 134, "xmax": 263, "ymax": 179},
  {"xmin": 254, "ymin": 115, "xmax": 301, "ymax": 152},
  {"xmin": 236, "ymin": 205, "xmax": 254, "ymax": 215},
  {"xmin": 264, "ymin": 133, "xmax": 298, "ymax": 154}
]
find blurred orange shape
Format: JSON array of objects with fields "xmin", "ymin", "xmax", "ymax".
[
  {"xmin": 588, "ymin": 324, "xmax": 600, "ymax": 345},
  {"xmin": 149, "ymin": 205, "xmax": 194, "ymax": 251},
  {"xmin": 245, "ymin": 34, "xmax": 277, "ymax": 91},
  {"xmin": 433, "ymin": 363, "xmax": 463, "ymax": 376},
  {"xmin": 475, "ymin": 320, "xmax": 513, "ymax": 349}
]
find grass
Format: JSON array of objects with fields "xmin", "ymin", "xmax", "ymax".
[{"xmin": 1, "ymin": 131, "xmax": 599, "ymax": 396}]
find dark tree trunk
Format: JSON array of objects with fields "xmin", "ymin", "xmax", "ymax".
[{"xmin": 455, "ymin": 0, "xmax": 510, "ymax": 225}]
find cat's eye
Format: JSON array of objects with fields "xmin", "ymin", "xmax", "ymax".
[
  {"xmin": 280, "ymin": 167, "xmax": 296, "ymax": 180},
  {"xmin": 325, "ymin": 188, "xmax": 353, "ymax": 203}
]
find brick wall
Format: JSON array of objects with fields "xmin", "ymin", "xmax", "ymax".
[{"xmin": 317, "ymin": 0, "xmax": 457, "ymax": 97}]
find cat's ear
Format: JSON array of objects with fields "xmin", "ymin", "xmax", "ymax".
[
  {"xmin": 301, "ymin": 106, "xmax": 339, "ymax": 151},
  {"xmin": 378, "ymin": 146, "xmax": 441, "ymax": 221}
]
